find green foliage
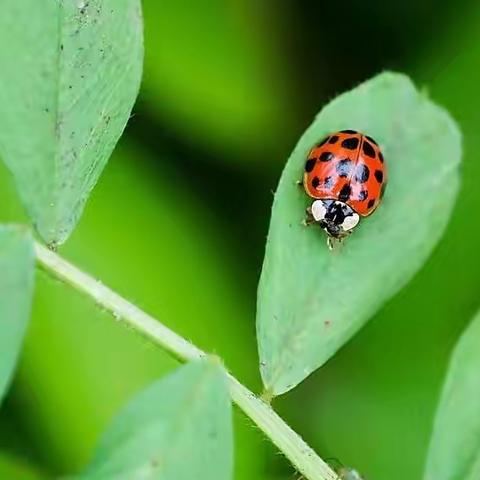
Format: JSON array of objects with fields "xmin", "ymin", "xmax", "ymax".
[
  {"xmin": 0, "ymin": 0, "xmax": 471, "ymax": 476},
  {"xmin": 306, "ymin": 11, "xmax": 480, "ymax": 479},
  {"xmin": 141, "ymin": 0, "xmax": 291, "ymax": 161},
  {"xmin": 0, "ymin": 225, "xmax": 34, "ymax": 402},
  {"xmin": 80, "ymin": 360, "xmax": 233, "ymax": 480},
  {"xmin": 257, "ymin": 72, "xmax": 462, "ymax": 395},
  {"xmin": 423, "ymin": 311, "xmax": 480, "ymax": 480},
  {"xmin": 0, "ymin": 0, "xmax": 143, "ymax": 246},
  {"xmin": 12, "ymin": 146, "xmax": 264, "ymax": 477},
  {"xmin": 0, "ymin": 452, "xmax": 45, "ymax": 480}
]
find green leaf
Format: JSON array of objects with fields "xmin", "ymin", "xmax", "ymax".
[
  {"xmin": 0, "ymin": 0, "xmax": 143, "ymax": 246},
  {"xmin": 0, "ymin": 225, "xmax": 35, "ymax": 402},
  {"xmin": 80, "ymin": 359, "xmax": 233, "ymax": 480},
  {"xmin": 257, "ymin": 72, "xmax": 462, "ymax": 395},
  {"xmin": 0, "ymin": 452, "xmax": 46, "ymax": 480},
  {"xmin": 423, "ymin": 311, "xmax": 480, "ymax": 480}
]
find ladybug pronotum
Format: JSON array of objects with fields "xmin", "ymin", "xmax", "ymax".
[{"xmin": 302, "ymin": 129, "xmax": 387, "ymax": 248}]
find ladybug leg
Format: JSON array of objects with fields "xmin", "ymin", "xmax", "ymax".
[
  {"xmin": 301, "ymin": 217, "xmax": 315, "ymax": 227},
  {"xmin": 327, "ymin": 236, "xmax": 345, "ymax": 251},
  {"xmin": 327, "ymin": 237, "xmax": 334, "ymax": 250}
]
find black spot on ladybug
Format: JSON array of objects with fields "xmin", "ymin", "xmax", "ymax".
[
  {"xmin": 324, "ymin": 176, "xmax": 333, "ymax": 188},
  {"xmin": 341, "ymin": 137, "xmax": 359, "ymax": 150},
  {"xmin": 365, "ymin": 135, "xmax": 378, "ymax": 145},
  {"xmin": 340, "ymin": 129, "xmax": 357, "ymax": 134},
  {"xmin": 320, "ymin": 152, "xmax": 333, "ymax": 162},
  {"xmin": 336, "ymin": 159, "xmax": 353, "ymax": 177},
  {"xmin": 380, "ymin": 182, "xmax": 387, "ymax": 199},
  {"xmin": 316, "ymin": 136, "xmax": 329, "ymax": 147},
  {"xmin": 367, "ymin": 198, "xmax": 375, "ymax": 209},
  {"xmin": 358, "ymin": 190, "xmax": 368, "ymax": 201},
  {"xmin": 362, "ymin": 141, "xmax": 376, "ymax": 158},
  {"xmin": 339, "ymin": 184, "xmax": 352, "ymax": 201},
  {"xmin": 379, "ymin": 151, "xmax": 384, "ymax": 163},
  {"xmin": 305, "ymin": 158, "xmax": 316, "ymax": 172},
  {"xmin": 355, "ymin": 164, "xmax": 369, "ymax": 183},
  {"xmin": 312, "ymin": 177, "xmax": 320, "ymax": 188},
  {"xmin": 374, "ymin": 170, "xmax": 384, "ymax": 183},
  {"xmin": 328, "ymin": 135, "xmax": 339, "ymax": 144}
]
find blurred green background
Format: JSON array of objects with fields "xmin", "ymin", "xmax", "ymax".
[{"xmin": 0, "ymin": 1, "xmax": 479, "ymax": 479}]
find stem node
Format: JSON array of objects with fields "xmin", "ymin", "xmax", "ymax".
[{"xmin": 34, "ymin": 241, "xmax": 338, "ymax": 480}]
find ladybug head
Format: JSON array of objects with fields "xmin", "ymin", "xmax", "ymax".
[{"xmin": 311, "ymin": 200, "xmax": 360, "ymax": 239}]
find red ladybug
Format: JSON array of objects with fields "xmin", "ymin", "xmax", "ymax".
[{"xmin": 302, "ymin": 129, "xmax": 386, "ymax": 247}]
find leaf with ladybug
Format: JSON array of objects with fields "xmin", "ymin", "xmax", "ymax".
[{"xmin": 257, "ymin": 72, "xmax": 462, "ymax": 396}]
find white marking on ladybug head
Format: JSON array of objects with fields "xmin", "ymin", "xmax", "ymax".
[
  {"xmin": 311, "ymin": 200, "xmax": 327, "ymax": 222},
  {"xmin": 341, "ymin": 212, "xmax": 360, "ymax": 231}
]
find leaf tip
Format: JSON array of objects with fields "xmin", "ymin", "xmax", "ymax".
[{"xmin": 376, "ymin": 69, "xmax": 415, "ymax": 88}]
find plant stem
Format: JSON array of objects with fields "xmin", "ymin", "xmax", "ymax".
[{"xmin": 34, "ymin": 241, "xmax": 338, "ymax": 480}]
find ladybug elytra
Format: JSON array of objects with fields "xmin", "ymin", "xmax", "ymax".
[{"xmin": 302, "ymin": 129, "xmax": 387, "ymax": 248}]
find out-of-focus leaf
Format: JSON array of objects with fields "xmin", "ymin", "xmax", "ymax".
[
  {"xmin": 80, "ymin": 360, "xmax": 233, "ymax": 480},
  {"xmin": 257, "ymin": 72, "xmax": 462, "ymax": 395},
  {"xmin": 423, "ymin": 311, "xmax": 480, "ymax": 480},
  {"xmin": 0, "ymin": 452, "xmax": 45, "ymax": 480},
  {"xmin": 142, "ymin": 0, "xmax": 291, "ymax": 161},
  {"xmin": 0, "ymin": 0, "xmax": 143, "ymax": 246},
  {"xmin": 0, "ymin": 225, "xmax": 34, "ymax": 401}
]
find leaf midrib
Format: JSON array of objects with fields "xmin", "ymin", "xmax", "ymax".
[{"xmin": 51, "ymin": 0, "xmax": 65, "ymax": 231}]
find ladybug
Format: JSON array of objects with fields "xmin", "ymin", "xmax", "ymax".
[{"xmin": 302, "ymin": 129, "xmax": 386, "ymax": 248}]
